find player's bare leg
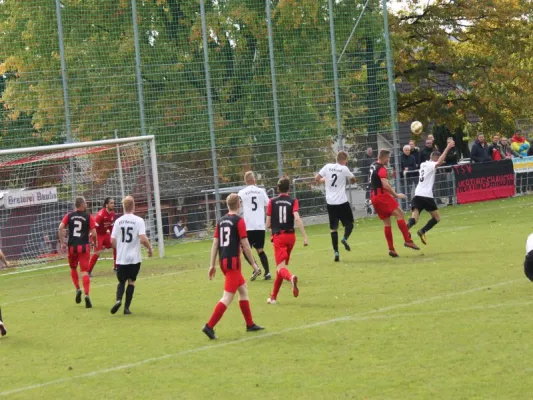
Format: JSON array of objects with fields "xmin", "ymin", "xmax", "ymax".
[
  {"xmin": 0, "ymin": 250, "xmax": 9, "ymax": 268},
  {"xmin": 391, "ymin": 208, "xmax": 419, "ymax": 251},
  {"xmin": 203, "ymin": 291, "xmax": 235, "ymax": 340},
  {"xmin": 383, "ymin": 217, "xmax": 398, "ymax": 258},
  {"xmin": 417, "ymin": 210, "xmax": 440, "ymax": 245},
  {"xmin": 237, "ymin": 284, "xmax": 264, "ymax": 332},
  {"xmin": 0, "ymin": 306, "xmax": 6, "ymax": 336},
  {"xmin": 256, "ymin": 248, "xmax": 271, "ymax": 280},
  {"xmin": 330, "ymin": 229, "xmax": 340, "ymax": 262}
]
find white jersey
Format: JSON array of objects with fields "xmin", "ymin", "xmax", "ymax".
[
  {"xmin": 238, "ymin": 185, "xmax": 269, "ymax": 231},
  {"xmin": 415, "ymin": 161, "xmax": 438, "ymax": 198},
  {"xmin": 527, "ymin": 234, "xmax": 533, "ymax": 254},
  {"xmin": 111, "ymin": 213, "xmax": 146, "ymax": 265},
  {"xmin": 319, "ymin": 163, "xmax": 355, "ymax": 205}
]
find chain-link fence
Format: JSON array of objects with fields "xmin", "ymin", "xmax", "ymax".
[{"xmin": 0, "ymin": 0, "xmax": 399, "ymax": 240}]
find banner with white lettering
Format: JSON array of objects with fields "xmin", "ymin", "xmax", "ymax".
[
  {"xmin": 513, "ymin": 156, "xmax": 533, "ymax": 173},
  {"xmin": 4, "ymin": 188, "xmax": 58, "ymax": 209}
]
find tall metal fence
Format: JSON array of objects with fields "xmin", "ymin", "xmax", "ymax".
[{"xmin": 0, "ymin": 0, "xmax": 399, "ymax": 239}]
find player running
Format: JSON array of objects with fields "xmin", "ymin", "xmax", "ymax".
[
  {"xmin": 238, "ymin": 171, "xmax": 271, "ymax": 280},
  {"xmin": 58, "ymin": 197, "xmax": 97, "ymax": 308},
  {"xmin": 266, "ymin": 176, "xmax": 308, "ymax": 304},
  {"xmin": 0, "ymin": 307, "xmax": 6, "ymax": 336},
  {"xmin": 315, "ymin": 151, "xmax": 357, "ymax": 262},
  {"xmin": 202, "ymin": 193, "xmax": 263, "ymax": 340},
  {"xmin": 88, "ymin": 197, "xmax": 116, "ymax": 274},
  {"xmin": 110, "ymin": 196, "xmax": 153, "ymax": 315},
  {"xmin": 407, "ymin": 140, "xmax": 455, "ymax": 244},
  {"xmin": 369, "ymin": 150, "xmax": 419, "ymax": 257}
]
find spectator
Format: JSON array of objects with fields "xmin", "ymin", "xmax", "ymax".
[
  {"xmin": 400, "ymin": 145, "xmax": 417, "ymax": 207},
  {"xmin": 427, "ymin": 134, "xmax": 439, "ymax": 150},
  {"xmin": 359, "ymin": 147, "xmax": 375, "ymax": 182},
  {"xmin": 511, "ymin": 129, "xmax": 530, "ymax": 157},
  {"xmin": 488, "ymin": 134, "xmax": 502, "ymax": 161},
  {"xmin": 420, "ymin": 139, "xmax": 434, "ymax": 164},
  {"xmin": 409, "ymin": 139, "xmax": 420, "ymax": 167},
  {"xmin": 173, "ymin": 219, "xmax": 187, "ymax": 239},
  {"xmin": 499, "ymin": 137, "xmax": 520, "ymax": 159},
  {"xmin": 470, "ymin": 134, "xmax": 491, "ymax": 163},
  {"xmin": 443, "ymin": 137, "xmax": 459, "ymax": 205}
]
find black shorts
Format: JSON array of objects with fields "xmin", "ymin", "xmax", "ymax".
[
  {"xmin": 525, "ymin": 251, "xmax": 533, "ymax": 281},
  {"xmin": 411, "ymin": 196, "xmax": 438, "ymax": 213},
  {"xmin": 116, "ymin": 263, "xmax": 141, "ymax": 282},
  {"xmin": 327, "ymin": 202, "xmax": 354, "ymax": 230},
  {"xmin": 247, "ymin": 230, "xmax": 266, "ymax": 249}
]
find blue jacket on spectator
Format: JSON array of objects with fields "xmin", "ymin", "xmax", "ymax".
[
  {"xmin": 470, "ymin": 139, "xmax": 491, "ymax": 163},
  {"xmin": 401, "ymin": 153, "xmax": 418, "ymax": 177}
]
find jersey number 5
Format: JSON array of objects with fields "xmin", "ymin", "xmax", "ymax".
[
  {"xmin": 220, "ymin": 226, "xmax": 231, "ymax": 247},
  {"xmin": 120, "ymin": 227, "xmax": 133, "ymax": 243},
  {"xmin": 251, "ymin": 196, "xmax": 258, "ymax": 211}
]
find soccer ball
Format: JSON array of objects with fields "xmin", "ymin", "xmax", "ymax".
[{"xmin": 411, "ymin": 121, "xmax": 423, "ymax": 136}]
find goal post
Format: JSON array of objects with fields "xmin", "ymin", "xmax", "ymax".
[{"xmin": 0, "ymin": 135, "xmax": 164, "ymax": 269}]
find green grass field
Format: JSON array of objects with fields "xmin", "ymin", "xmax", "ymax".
[{"xmin": 1, "ymin": 196, "xmax": 533, "ymax": 399}]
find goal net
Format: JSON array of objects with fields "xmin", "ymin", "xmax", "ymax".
[{"xmin": 0, "ymin": 136, "xmax": 164, "ymax": 270}]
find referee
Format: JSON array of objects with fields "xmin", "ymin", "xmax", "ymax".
[{"xmin": 110, "ymin": 196, "xmax": 153, "ymax": 315}]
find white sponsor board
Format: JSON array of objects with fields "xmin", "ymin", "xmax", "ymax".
[{"xmin": 4, "ymin": 188, "xmax": 58, "ymax": 209}]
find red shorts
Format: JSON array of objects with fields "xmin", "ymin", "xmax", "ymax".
[
  {"xmin": 221, "ymin": 267, "xmax": 246, "ymax": 294},
  {"xmin": 272, "ymin": 233, "xmax": 296, "ymax": 266},
  {"xmin": 96, "ymin": 233, "xmax": 112, "ymax": 250},
  {"xmin": 371, "ymin": 194, "xmax": 399, "ymax": 220},
  {"xmin": 68, "ymin": 245, "xmax": 91, "ymax": 272}
]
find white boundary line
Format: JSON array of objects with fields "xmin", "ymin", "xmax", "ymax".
[{"xmin": 0, "ymin": 278, "xmax": 522, "ymax": 397}]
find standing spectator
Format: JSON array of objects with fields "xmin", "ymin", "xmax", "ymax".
[
  {"xmin": 400, "ymin": 145, "xmax": 417, "ymax": 207},
  {"xmin": 488, "ymin": 134, "xmax": 502, "ymax": 161},
  {"xmin": 470, "ymin": 134, "xmax": 491, "ymax": 163},
  {"xmin": 173, "ymin": 218, "xmax": 187, "ymax": 239},
  {"xmin": 500, "ymin": 137, "xmax": 520, "ymax": 159},
  {"xmin": 420, "ymin": 139, "xmax": 434, "ymax": 164},
  {"xmin": 409, "ymin": 140, "xmax": 420, "ymax": 167},
  {"xmin": 359, "ymin": 147, "xmax": 375, "ymax": 182},
  {"xmin": 511, "ymin": 129, "xmax": 530, "ymax": 157},
  {"xmin": 443, "ymin": 137, "xmax": 459, "ymax": 205}
]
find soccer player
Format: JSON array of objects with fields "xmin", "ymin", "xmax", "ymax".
[
  {"xmin": 202, "ymin": 193, "xmax": 263, "ymax": 340},
  {"xmin": 110, "ymin": 196, "xmax": 153, "ymax": 315},
  {"xmin": 238, "ymin": 171, "xmax": 271, "ymax": 280},
  {"xmin": 524, "ymin": 233, "xmax": 533, "ymax": 282},
  {"xmin": 266, "ymin": 176, "xmax": 308, "ymax": 304},
  {"xmin": 369, "ymin": 150, "xmax": 419, "ymax": 257},
  {"xmin": 407, "ymin": 140, "xmax": 455, "ymax": 244},
  {"xmin": 58, "ymin": 196, "xmax": 97, "ymax": 308},
  {"xmin": 315, "ymin": 151, "xmax": 357, "ymax": 262},
  {"xmin": 88, "ymin": 197, "xmax": 116, "ymax": 274},
  {"xmin": 0, "ymin": 307, "xmax": 6, "ymax": 336}
]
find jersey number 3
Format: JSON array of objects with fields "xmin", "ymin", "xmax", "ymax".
[{"xmin": 220, "ymin": 226, "xmax": 231, "ymax": 247}]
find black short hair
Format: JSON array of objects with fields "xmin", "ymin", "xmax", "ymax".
[
  {"xmin": 277, "ymin": 176, "xmax": 290, "ymax": 193},
  {"xmin": 103, "ymin": 197, "xmax": 113, "ymax": 208}
]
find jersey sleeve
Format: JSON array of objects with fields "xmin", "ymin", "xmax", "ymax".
[
  {"xmin": 267, "ymin": 198, "xmax": 273, "ymax": 216},
  {"xmin": 61, "ymin": 213, "xmax": 69, "ymax": 226},
  {"xmin": 344, "ymin": 166, "xmax": 355, "ymax": 179},
  {"xmin": 214, "ymin": 223, "xmax": 220, "ymax": 239},
  {"xmin": 89, "ymin": 214, "xmax": 96, "ymax": 229},
  {"xmin": 110, "ymin": 222, "xmax": 118, "ymax": 239},
  {"xmin": 139, "ymin": 219, "xmax": 146, "ymax": 236},
  {"xmin": 292, "ymin": 199, "xmax": 300, "ymax": 214},
  {"xmin": 378, "ymin": 167, "xmax": 388, "ymax": 179},
  {"xmin": 237, "ymin": 218, "xmax": 248, "ymax": 239},
  {"xmin": 318, "ymin": 165, "xmax": 327, "ymax": 178}
]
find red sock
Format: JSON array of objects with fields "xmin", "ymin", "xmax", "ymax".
[
  {"xmin": 207, "ymin": 302, "xmax": 227, "ymax": 329},
  {"xmin": 279, "ymin": 267, "xmax": 292, "ymax": 282},
  {"xmin": 397, "ymin": 219, "xmax": 411, "ymax": 242},
  {"xmin": 82, "ymin": 274, "xmax": 90, "ymax": 295},
  {"xmin": 239, "ymin": 300, "xmax": 254, "ymax": 326},
  {"xmin": 384, "ymin": 226, "xmax": 394, "ymax": 250},
  {"xmin": 88, "ymin": 254, "xmax": 98, "ymax": 273},
  {"xmin": 70, "ymin": 268, "xmax": 80, "ymax": 290},
  {"xmin": 271, "ymin": 273, "xmax": 283, "ymax": 299}
]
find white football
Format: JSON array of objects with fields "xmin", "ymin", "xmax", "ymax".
[{"xmin": 411, "ymin": 121, "xmax": 423, "ymax": 135}]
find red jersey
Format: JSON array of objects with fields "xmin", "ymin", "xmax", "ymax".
[
  {"xmin": 95, "ymin": 208, "xmax": 116, "ymax": 236},
  {"xmin": 214, "ymin": 214, "xmax": 247, "ymax": 270},
  {"xmin": 369, "ymin": 162, "xmax": 389, "ymax": 196},
  {"xmin": 267, "ymin": 194, "xmax": 299, "ymax": 234},
  {"xmin": 61, "ymin": 211, "xmax": 96, "ymax": 247}
]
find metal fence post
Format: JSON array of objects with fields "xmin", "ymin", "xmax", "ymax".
[
  {"xmin": 54, "ymin": 0, "xmax": 76, "ymax": 202},
  {"xmin": 327, "ymin": 0, "xmax": 343, "ymax": 150},
  {"xmin": 200, "ymin": 0, "xmax": 221, "ymax": 221},
  {"xmin": 266, "ymin": 0, "xmax": 283, "ymax": 177},
  {"xmin": 381, "ymin": 0, "xmax": 401, "ymax": 193}
]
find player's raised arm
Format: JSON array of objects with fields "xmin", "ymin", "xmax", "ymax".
[{"xmin": 436, "ymin": 140, "xmax": 455, "ymax": 167}]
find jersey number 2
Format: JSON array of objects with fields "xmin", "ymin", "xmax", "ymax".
[
  {"xmin": 72, "ymin": 220, "xmax": 83, "ymax": 237},
  {"xmin": 220, "ymin": 227, "xmax": 231, "ymax": 247},
  {"xmin": 121, "ymin": 227, "xmax": 133, "ymax": 243},
  {"xmin": 331, "ymin": 173, "xmax": 338, "ymax": 187}
]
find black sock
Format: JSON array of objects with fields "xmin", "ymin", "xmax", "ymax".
[
  {"xmin": 525, "ymin": 254, "xmax": 533, "ymax": 281},
  {"xmin": 421, "ymin": 218, "xmax": 439, "ymax": 233},
  {"xmin": 344, "ymin": 223, "xmax": 353, "ymax": 241},
  {"xmin": 258, "ymin": 252, "xmax": 270, "ymax": 275},
  {"xmin": 116, "ymin": 281, "xmax": 125, "ymax": 302},
  {"xmin": 242, "ymin": 251, "xmax": 252, "ymax": 266},
  {"xmin": 331, "ymin": 231, "xmax": 339, "ymax": 252},
  {"xmin": 407, "ymin": 218, "xmax": 416, "ymax": 229},
  {"xmin": 0, "ymin": 306, "xmax": 3, "ymax": 321},
  {"xmin": 125, "ymin": 285, "xmax": 135, "ymax": 309}
]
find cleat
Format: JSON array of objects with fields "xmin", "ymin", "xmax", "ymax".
[
  {"xmin": 84, "ymin": 296, "xmax": 92, "ymax": 309},
  {"xmin": 291, "ymin": 275, "xmax": 299, "ymax": 298},
  {"xmin": 264, "ymin": 273, "xmax": 272, "ymax": 280},
  {"xmin": 404, "ymin": 241, "xmax": 420, "ymax": 251},
  {"xmin": 417, "ymin": 230, "xmax": 427, "ymax": 245},
  {"xmin": 202, "ymin": 324, "xmax": 217, "ymax": 340},
  {"xmin": 341, "ymin": 238, "xmax": 351, "ymax": 251},
  {"xmin": 124, "ymin": 308, "xmax": 132, "ymax": 315},
  {"xmin": 110, "ymin": 301, "xmax": 122, "ymax": 315},
  {"xmin": 75, "ymin": 289, "xmax": 82, "ymax": 304},
  {"xmin": 246, "ymin": 324, "xmax": 265, "ymax": 332},
  {"xmin": 334, "ymin": 252, "xmax": 340, "ymax": 262},
  {"xmin": 250, "ymin": 269, "xmax": 262, "ymax": 281},
  {"xmin": 267, "ymin": 297, "xmax": 277, "ymax": 304},
  {"xmin": 389, "ymin": 250, "xmax": 399, "ymax": 258}
]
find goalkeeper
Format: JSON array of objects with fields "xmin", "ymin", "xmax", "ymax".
[{"xmin": 88, "ymin": 197, "xmax": 117, "ymax": 274}]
